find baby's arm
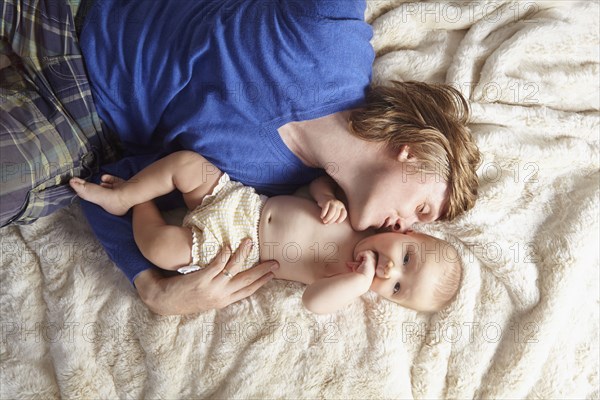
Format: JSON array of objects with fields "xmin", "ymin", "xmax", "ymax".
[
  {"xmin": 309, "ymin": 175, "xmax": 347, "ymax": 224},
  {"xmin": 70, "ymin": 150, "xmax": 223, "ymax": 215},
  {"xmin": 302, "ymin": 251, "xmax": 375, "ymax": 314}
]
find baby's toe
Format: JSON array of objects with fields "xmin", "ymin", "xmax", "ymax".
[{"xmin": 100, "ymin": 174, "xmax": 115, "ymax": 183}]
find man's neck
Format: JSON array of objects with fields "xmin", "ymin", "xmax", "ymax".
[{"xmin": 277, "ymin": 110, "xmax": 361, "ymax": 169}]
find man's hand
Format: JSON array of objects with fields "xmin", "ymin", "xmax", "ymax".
[
  {"xmin": 318, "ymin": 196, "xmax": 348, "ymax": 224},
  {"xmin": 135, "ymin": 239, "xmax": 278, "ymax": 315}
]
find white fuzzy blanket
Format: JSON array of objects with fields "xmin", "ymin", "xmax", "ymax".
[{"xmin": 1, "ymin": 1, "xmax": 598, "ymax": 398}]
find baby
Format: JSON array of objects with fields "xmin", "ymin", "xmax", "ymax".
[{"xmin": 70, "ymin": 150, "xmax": 462, "ymax": 314}]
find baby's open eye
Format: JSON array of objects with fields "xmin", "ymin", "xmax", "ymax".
[
  {"xmin": 403, "ymin": 253, "xmax": 410, "ymax": 266},
  {"xmin": 393, "ymin": 282, "xmax": 401, "ymax": 294}
]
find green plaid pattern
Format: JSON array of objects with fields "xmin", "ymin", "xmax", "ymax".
[{"xmin": 0, "ymin": 0, "xmax": 118, "ymax": 226}]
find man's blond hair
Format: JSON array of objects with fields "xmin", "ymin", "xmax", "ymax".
[{"xmin": 349, "ymin": 81, "xmax": 481, "ymax": 220}]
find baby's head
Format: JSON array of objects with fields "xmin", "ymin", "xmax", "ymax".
[{"xmin": 354, "ymin": 231, "xmax": 461, "ymax": 312}]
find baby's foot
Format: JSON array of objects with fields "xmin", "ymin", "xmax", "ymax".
[{"xmin": 69, "ymin": 175, "xmax": 131, "ymax": 215}]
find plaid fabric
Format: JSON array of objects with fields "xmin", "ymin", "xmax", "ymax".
[{"xmin": 0, "ymin": 0, "xmax": 118, "ymax": 226}]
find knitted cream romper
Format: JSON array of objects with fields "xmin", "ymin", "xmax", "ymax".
[{"xmin": 178, "ymin": 173, "xmax": 267, "ymax": 274}]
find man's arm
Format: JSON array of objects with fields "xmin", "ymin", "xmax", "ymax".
[
  {"xmin": 134, "ymin": 245, "xmax": 279, "ymax": 315},
  {"xmin": 80, "ymin": 155, "xmax": 278, "ymax": 315},
  {"xmin": 82, "ymin": 195, "xmax": 278, "ymax": 315}
]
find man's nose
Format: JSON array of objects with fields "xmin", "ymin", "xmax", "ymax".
[{"xmin": 391, "ymin": 218, "xmax": 414, "ymax": 233}]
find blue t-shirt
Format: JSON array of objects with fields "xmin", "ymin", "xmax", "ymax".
[{"xmin": 79, "ymin": 0, "xmax": 374, "ymax": 283}]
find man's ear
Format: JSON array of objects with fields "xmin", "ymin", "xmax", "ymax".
[{"xmin": 397, "ymin": 145, "xmax": 412, "ymax": 162}]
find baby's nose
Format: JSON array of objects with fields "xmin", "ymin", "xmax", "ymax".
[{"xmin": 376, "ymin": 260, "xmax": 395, "ymax": 278}]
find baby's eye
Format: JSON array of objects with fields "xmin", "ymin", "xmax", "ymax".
[
  {"xmin": 393, "ymin": 282, "xmax": 401, "ymax": 294},
  {"xmin": 403, "ymin": 253, "xmax": 410, "ymax": 266}
]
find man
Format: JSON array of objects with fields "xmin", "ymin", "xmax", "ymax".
[{"xmin": 78, "ymin": 0, "xmax": 480, "ymax": 314}]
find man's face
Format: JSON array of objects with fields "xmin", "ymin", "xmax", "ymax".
[{"xmin": 344, "ymin": 161, "xmax": 449, "ymax": 232}]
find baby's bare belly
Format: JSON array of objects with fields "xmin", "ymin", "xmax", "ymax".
[{"xmin": 259, "ymin": 196, "xmax": 361, "ymax": 284}]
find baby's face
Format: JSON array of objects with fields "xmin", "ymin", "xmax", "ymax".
[{"xmin": 353, "ymin": 231, "xmax": 457, "ymax": 312}]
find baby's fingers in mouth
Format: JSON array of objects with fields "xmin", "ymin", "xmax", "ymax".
[{"xmin": 356, "ymin": 250, "xmax": 377, "ymax": 268}]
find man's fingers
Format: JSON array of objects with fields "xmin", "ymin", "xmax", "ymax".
[
  {"xmin": 229, "ymin": 260, "xmax": 278, "ymax": 292},
  {"xmin": 205, "ymin": 245, "xmax": 234, "ymax": 279},
  {"xmin": 230, "ymin": 271, "xmax": 275, "ymax": 303},
  {"xmin": 223, "ymin": 239, "xmax": 254, "ymax": 276}
]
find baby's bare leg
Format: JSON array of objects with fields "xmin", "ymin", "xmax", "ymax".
[
  {"xmin": 69, "ymin": 150, "xmax": 223, "ymax": 215},
  {"xmin": 132, "ymin": 201, "xmax": 193, "ymax": 271}
]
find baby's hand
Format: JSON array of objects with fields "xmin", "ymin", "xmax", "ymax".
[
  {"xmin": 318, "ymin": 196, "xmax": 347, "ymax": 224},
  {"xmin": 346, "ymin": 250, "xmax": 376, "ymax": 281}
]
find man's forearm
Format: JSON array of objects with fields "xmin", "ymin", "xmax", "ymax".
[
  {"xmin": 134, "ymin": 269, "xmax": 173, "ymax": 315},
  {"xmin": 134, "ymin": 269, "xmax": 212, "ymax": 316}
]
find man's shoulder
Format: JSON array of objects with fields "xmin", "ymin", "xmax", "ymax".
[{"xmin": 283, "ymin": 0, "xmax": 367, "ymax": 21}]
